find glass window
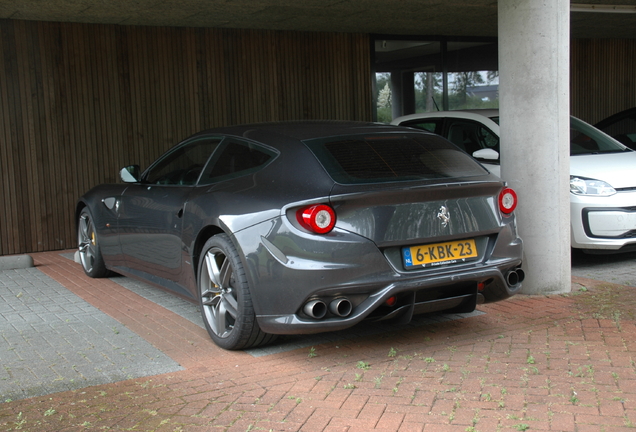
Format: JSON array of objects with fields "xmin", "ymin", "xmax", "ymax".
[
  {"xmin": 304, "ymin": 133, "xmax": 487, "ymax": 184},
  {"xmin": 372, "ymin": 38, "xmax": 499, "ymax": 122},
  {"xmin": 447, "ymin": 71, "xmax": 499, "ymax": 111},
  {"xmin": 145, "ymin": 138, "xmax": 222, "ymax": 185},
  {"xmin": 570, "ymin": 117, "xmax": 631, "ymax": 156},
  {"xmin": 399, "ymin": 119, "xmax": 440, "ymax": 134},
  {"xmin": 445, "ymin": 120, "xmax": 499, "ymax": 154},
  {"xmin": 199, "ymin": 140, "xmax": 277, "ymax": 185}
]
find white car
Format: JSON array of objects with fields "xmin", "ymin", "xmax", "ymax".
[{"xmin": 392, "ymin": 109, "xmax": 636, "ymax": 253}]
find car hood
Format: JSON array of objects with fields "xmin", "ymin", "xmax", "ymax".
[{"xmin": 570, "ymin": 151, "xmax": 636, "ymax": 188}]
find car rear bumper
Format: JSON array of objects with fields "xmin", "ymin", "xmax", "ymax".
[
  {"xmin": 233, "ymin": 212, "xmax": 523, "ymax": 335},
  {"xmin": 255, "ymin": 259, "xmax": 523, "ymax": 335}
]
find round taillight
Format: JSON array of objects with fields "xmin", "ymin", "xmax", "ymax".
[
  {"xmin": 297, "ymin": 204, "xmax": 336, "ymax": 234},
  {"xmin": 499, "ymin": 187, "xmax": 517, "ymax": 214}
]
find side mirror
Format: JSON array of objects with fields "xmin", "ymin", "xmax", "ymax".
[
  {"xmin": 472, "ymin": 148, "xmax": 500, "ymax": 161},
  {"xmin": 120, "ymin": 165, "xmax": 141, "ymax": 183}
]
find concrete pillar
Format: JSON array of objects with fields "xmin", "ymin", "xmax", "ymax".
[{"xmin": 498, "ymin": 0, "xmax": 571, "ymax": 294}]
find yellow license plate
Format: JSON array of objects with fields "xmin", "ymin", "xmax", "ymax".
[{"xmin": 403, "ymin": 239, "xmax": 478, "ymax": 268}]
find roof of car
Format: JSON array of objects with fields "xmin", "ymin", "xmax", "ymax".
[
  {"xmin": 390, "ymin": 110, "xmax": 500, "ymax": 127},
  {"xmin": 594, "ymin": 107, "xmax": 636, "ymax": 130},
  {"xmin": 190, "ymin": 120, "xmax": 427, "ymax": 144}
]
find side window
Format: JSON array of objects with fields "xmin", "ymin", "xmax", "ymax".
[
  {"xmin": 145, "ymin": 138, "xmax": 222, "ymax": 185},
  {"xmin": 478, "ymin": 126, "xmax": 499, "ymax": 150},
  {"xmin": 199, "ymin": 140, "xmax": 277, "ymax": 185},
  {"xmin": 445, "ymin": 120, "xmax": 499, "ymax": 155},
  {"xmin": 400, "ymin": 119, "xmax": 441, "ymax": 134}
]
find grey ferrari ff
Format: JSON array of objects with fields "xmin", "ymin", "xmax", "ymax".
[{"xmin": 76, "ymin": 121, "xmax": 524, "ymax": 350}]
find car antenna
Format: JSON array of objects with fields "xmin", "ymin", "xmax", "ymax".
[{"xmin": 432, "ymin": 97, "xmax": 440, "ymax": 111}]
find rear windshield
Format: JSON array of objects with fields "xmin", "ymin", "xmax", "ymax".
[{"xmin": 304, "ymin": 133, "xmax": 488, "ymax": 184}]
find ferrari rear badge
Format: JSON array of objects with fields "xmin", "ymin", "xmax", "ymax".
[{"xmin": 437, "ymin": 205, "xmax": 450, "ymax": 227}]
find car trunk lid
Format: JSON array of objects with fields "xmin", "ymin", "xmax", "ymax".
[{"xmin": 330, "ymin": 180, "xmax": 504, "ymax": 248}]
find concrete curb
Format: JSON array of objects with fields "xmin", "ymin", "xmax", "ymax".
[{"xmin": 0, "ymin": 254, "xmax": 34, "ymax": 270}]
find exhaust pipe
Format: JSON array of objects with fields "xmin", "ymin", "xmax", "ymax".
[
  {"xmin": 505, "ymin": 268, "xmax": 525, "ymax": 286},
  {"xmin": 506, "ymin": 270, "xmax": 519, "ymax": 286},
  {"xmin": 516, "ymin": 268, "xmax": 525, "ymax": 283},
  {"xmin": 329, "ymin": 298, "xmax": 353, "ymax": 317},
  {"xmin": 304, "ymin": 299, "xmax": 327, "ymax": 319}
]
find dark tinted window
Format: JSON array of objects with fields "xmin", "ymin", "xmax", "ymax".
[
  {"xmin": 145, "ymin": 138, "xmax": 222, "ymax": 185},
  {"xmin": 304, "ymin": 133, "xmax": 487, "ymax": 184},
  {"xmin": 400, "ymin": 119, "xmax": 440, "ymax": 133},
  {"xmin": 570, "ymin": 116, "xmax": 631, "ymax": 155},
  {"xmin": 199, "ymin": 140, "xmax": 277, "ymax": 184}
]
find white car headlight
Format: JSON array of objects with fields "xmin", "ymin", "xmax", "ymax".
[{"xmin": 570, "ymin": 176, "xmax": 616, "ymax": 196}]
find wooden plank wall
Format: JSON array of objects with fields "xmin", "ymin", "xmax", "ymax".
[
  {"xmin": 0, "ymin": 19, "xmax": 372, "ymax": 256},
  {"xmin": 571, "ymin": 38, "xmax": 636, "ymax": 123}
]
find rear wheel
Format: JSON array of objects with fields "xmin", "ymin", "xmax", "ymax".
[
  {"xmin": 77, "ymin": 208, "xmax": 109, "ymax": 278},
  {"xmin": 198, "ymin": 234, "xmax": 275, "ymax": 350}
]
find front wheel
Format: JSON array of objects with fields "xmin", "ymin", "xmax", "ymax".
[
  {"xmin": 198, "ymin": 234, "xmax": 276, "ymax": 350},
  {"xmin": 77, "ymin": 208, "xmax": 109, "ymax": 278}
]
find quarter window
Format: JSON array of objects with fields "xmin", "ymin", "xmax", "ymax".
[
  {"xmin": 145, "ymin": 138, "xmax": 222, "ymax": 185},
  {"xmin": 199, "ymin": 140, "xmax": 277, "ymax": 185}
]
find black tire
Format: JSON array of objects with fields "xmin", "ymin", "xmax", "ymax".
[
  {"xmin": 77, "ymin": 208, "xmax": 110, "ymax": 278},
  {"xmin": 198, "ymin": 234, "xmax": 276, "ymax": 350}
]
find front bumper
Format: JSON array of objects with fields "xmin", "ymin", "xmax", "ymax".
[{"xmin": 570, "ymin": 190, "xmax": 636, "ymax": 251}]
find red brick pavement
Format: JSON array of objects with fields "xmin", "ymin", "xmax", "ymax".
[{"xmin": 1, "ymin": 251, "xmax": 636, "ymax": 431}]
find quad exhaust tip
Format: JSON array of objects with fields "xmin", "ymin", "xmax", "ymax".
[
  {"xmin": 506, "ymin": 268, "xmax": 525, "ymax": 286},
  {"xmin": 303, "ymin": 299, "xmax": 327, "ymax": 319},
  {"xmin": 329, "ymin": 298, "xmax": 353, "ymax": 317},
  {"xmin": 304, "ymin": 297, "xmax": 353, "ymax": 319}
]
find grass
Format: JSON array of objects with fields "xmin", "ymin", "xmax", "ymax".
[
  {"xmin": 374, "ymin": 375, "xmax": 383, "ymax": 388},
  {"xmin": 572, "ymin": 282, "xmax": 636, "ymax": 322},
  {"xmin": 356, "ymin": 361, "xmax": 370, "ymax": 370}
]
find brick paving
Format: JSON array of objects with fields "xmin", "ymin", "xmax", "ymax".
[
  {"xmin": 1, "ymin": 250, "xmax": 636, "ymax": 431},
  {"xmin": 0, "ymin": 266, "xmax": 183, "ymax": 401}
]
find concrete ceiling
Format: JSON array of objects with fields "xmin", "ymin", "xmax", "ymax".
[{"xmin": 1, "ymin": 0, "xmax": 635, "ymax": 39}]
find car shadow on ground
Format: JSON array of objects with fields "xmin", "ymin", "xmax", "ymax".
[
  {"xmin": 571, "ymin": 248, "xmax": 636, "ymax": 266},
  {"xmin": 571, "ymin": 248, "xmax": 636, "ymax": 288}
]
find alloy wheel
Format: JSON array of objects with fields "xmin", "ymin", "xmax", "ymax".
[
  {"xmin": 78, "ymin": 213, "xmax": 97, "ymax": 274},
  {"xmin": 200, "ymin": 247, "xmax": 239, "ymax": 339}
]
